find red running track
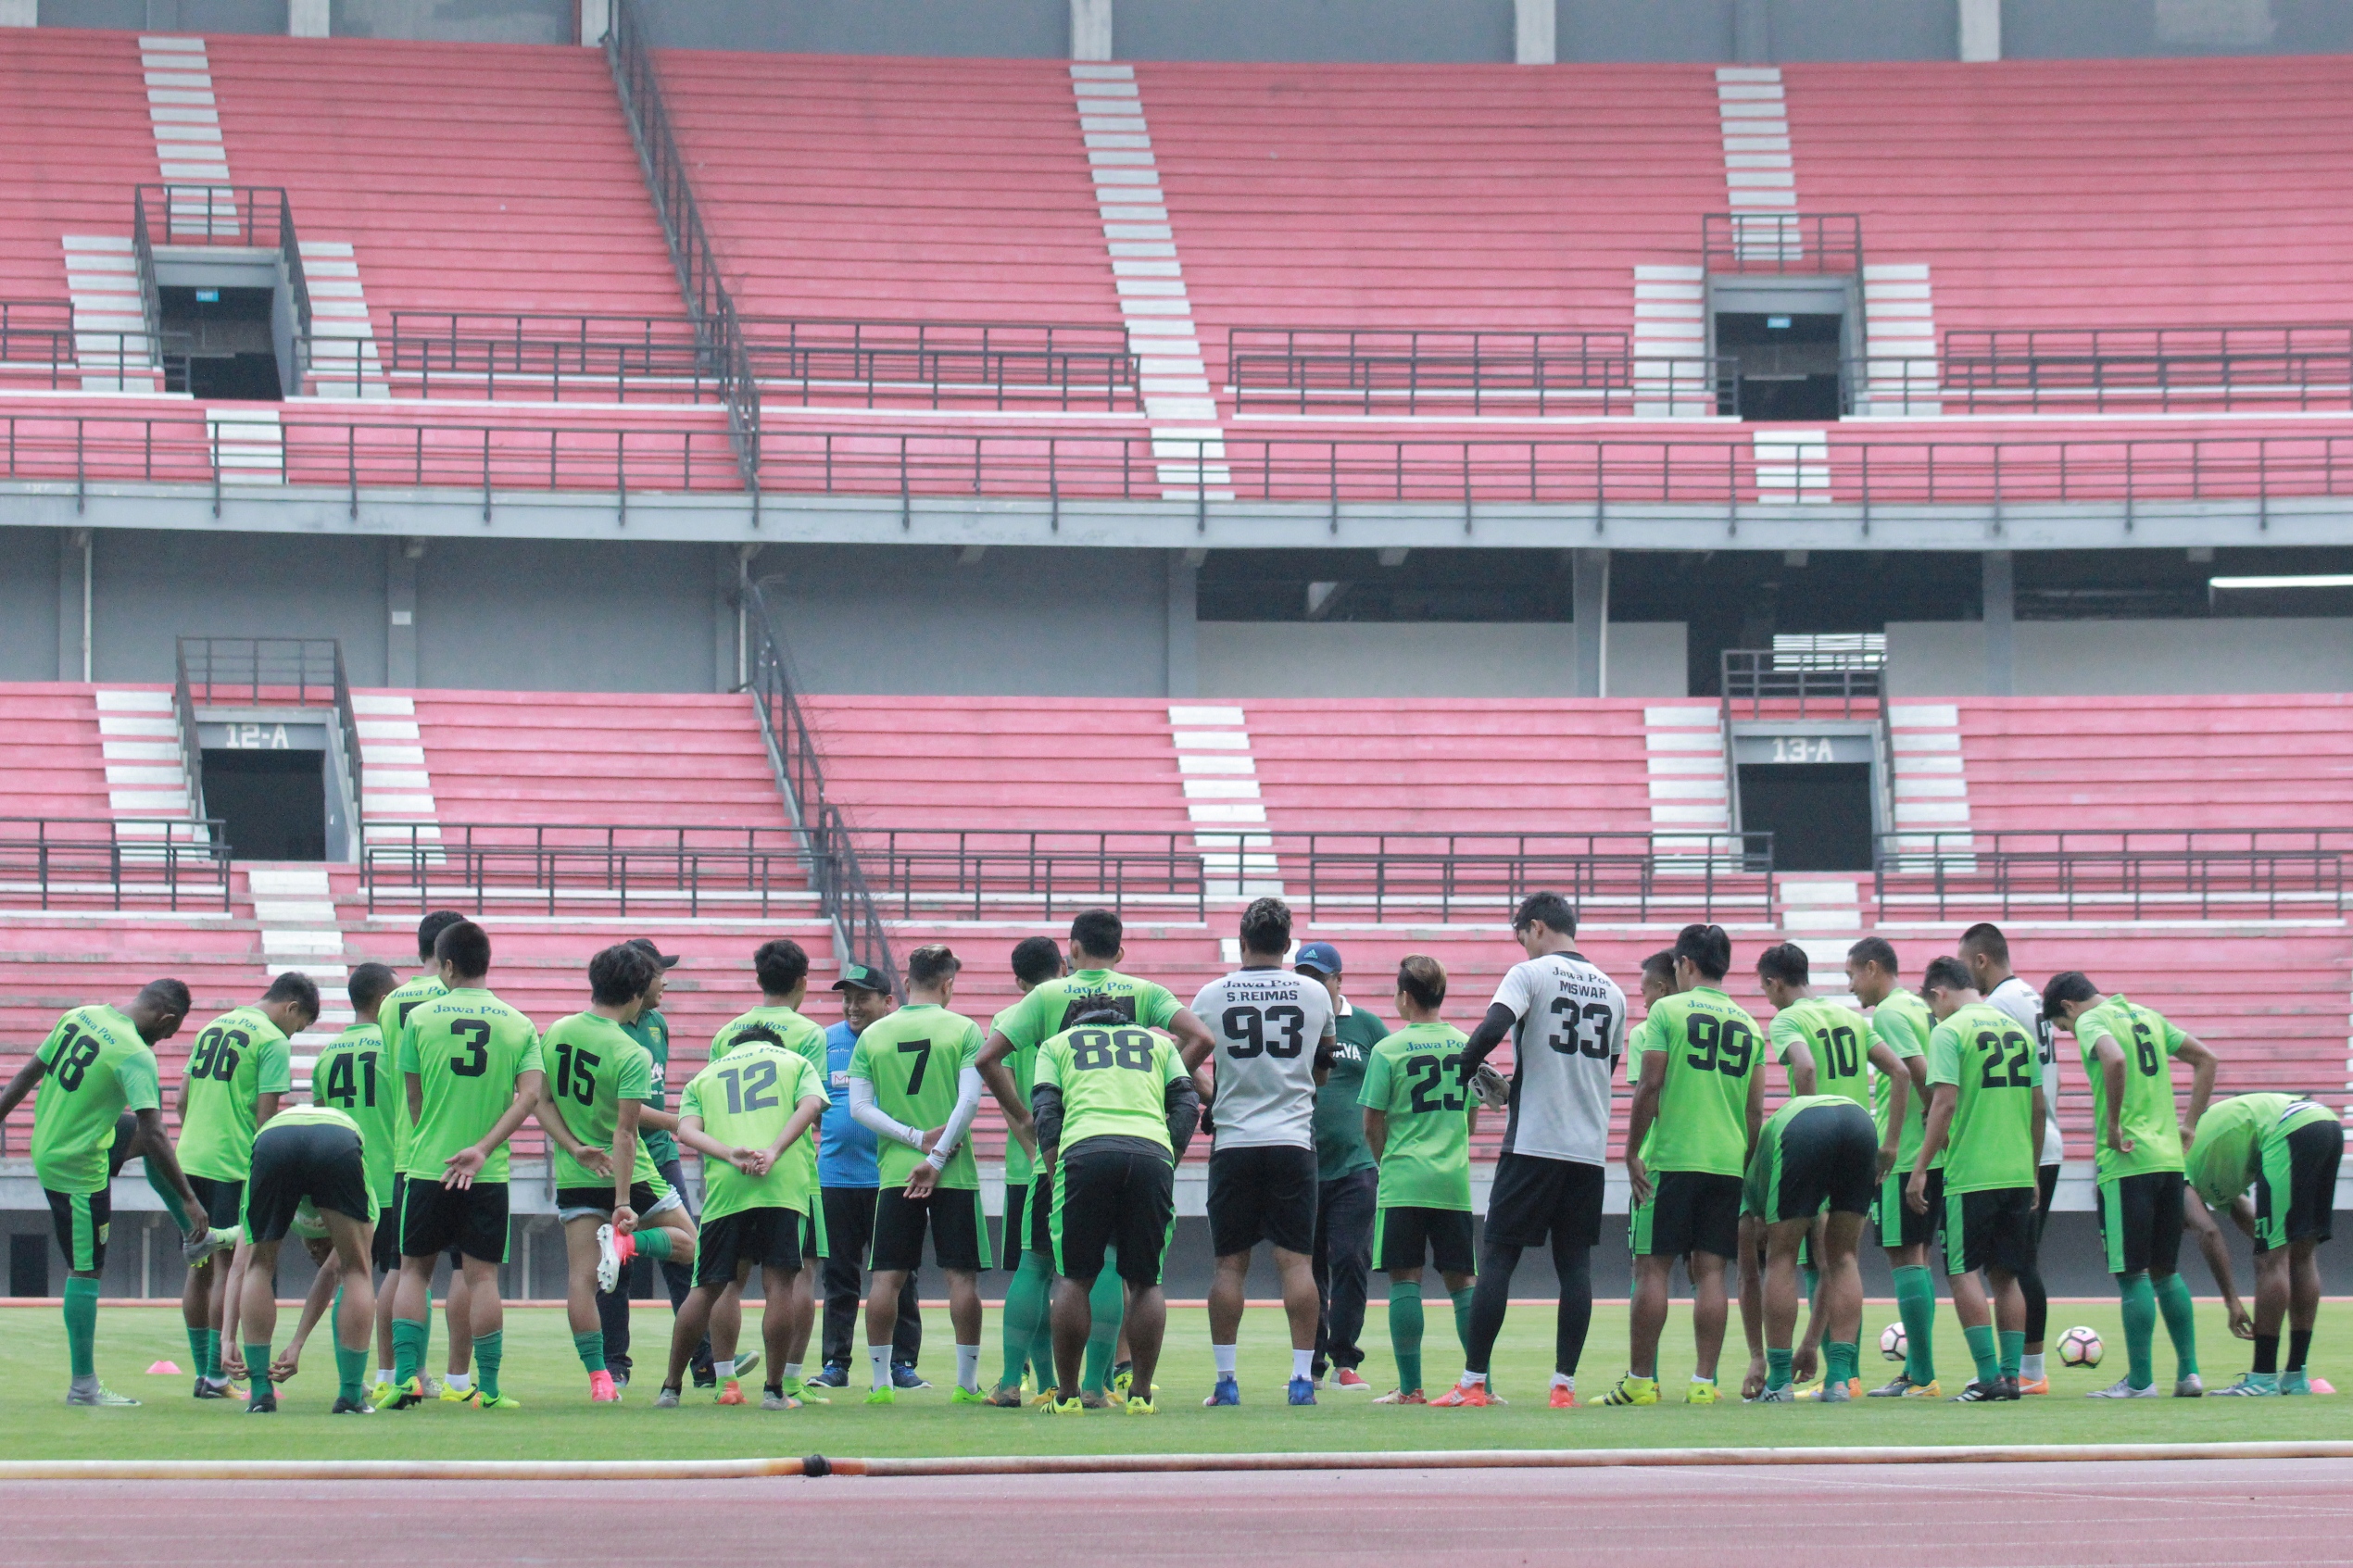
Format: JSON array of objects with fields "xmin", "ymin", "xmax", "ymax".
[{"xmin": 8, "ymin": 1461, "xmax": 2352, "ymax": 1566}]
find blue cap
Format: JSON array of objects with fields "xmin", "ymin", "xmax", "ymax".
[{"xmin": 1292, "ymin": 942, "xmax": 1342, "ymax": 976}]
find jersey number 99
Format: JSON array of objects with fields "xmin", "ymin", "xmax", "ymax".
[{"xmin": 1683, "ymin": 1014, "xmax": 1755, "ymax": 1076}]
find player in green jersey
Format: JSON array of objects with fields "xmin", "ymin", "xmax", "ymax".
[
  {"xmin": 987, "ymin": 935, "xmax": 1063, "ymax": 1406},
  {"xmin": 309, "ymin": 963, "xmax": 407, "ymax": 1400},
  {"xmin": 542, "ymin": 944, "xmax": 699, "ymax": 1403},
  {"xmin": 979, "ymin": 909, "xmax": 1214, "ymax": 1406},
  {"xmin": 1609, "ymin": 924, "xmax": 1765, "ymax": 1407},
  {"xmin": 849, "ymin": 944, "xmax": 993, "ymax": 1404},
  {"xmin": 1358, "ymin": 957, "xmax": 1476, "ymax": 1406},
  {"xmin": 1034, "ymin": 1006, "xmax": 1202, "ymax": 1414},
  {"xmin": 660, "ymin": 1019, "xmax": 828, "ymax": 1410},
  {"xmin": 2043, "ymin": 972, "xmax": 2219, "ymax": 1398},
  {"xmin": 0, "ymin": 979, "xmax": 225, "ymax": 1405},
  {"xmin": 1845, "ymin": 936, "xmax": 1940, "ymax": 1395},
  {"xmin": 372, "ymin": 909, "xmax": 475, "ymax": 1405},
  {"xmin": 2186, "ymin": 1092, "xmax": 2343, "ymax": 1395},
  {"xmin": 386, "ymin": 920, "xmax": 546, "ymax": 1411},
  {"xmin": 175, "ymin": 971, "xmax": 318, "ymax": 1399},
  {"xmin": 236, "ymin": 1102, "xmax": 380, "ymax": 1413},
  {"xmin": 1742, "ymin": 1093, "xmax": 1878, "ymax": 1401},
  {"xmin": 705, "ymin": 937, "xmax": 833, "ymax": 1403},
  {"xmin": 1909, "ymin": 955, "xmax": 2045, "ymax": 1401}
]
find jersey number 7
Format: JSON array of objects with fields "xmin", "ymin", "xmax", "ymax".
[{"xmin": 898, "ymin": 1038, "xmax": 934, "ymax": 1095}]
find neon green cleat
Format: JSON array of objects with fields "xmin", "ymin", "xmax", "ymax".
[
  {"xmin": 66, "ymin": 1381, "xmax": 140, "ymax": 1407},
  {"xmin": 950, "ymin": 1386, "xmax": 988, "ymax": 1405},
  {"xmin": 1048, "ymin": 1396, "xmax": 1085, "ymax": 1415},
  {"xmin": 367, "ymin": 1379, "xmax": 397, "ymax": 1410},
  {"xmin": 1124, "ymin": 1396, "xmax": 1157, "ymax": 1415},
  {"xmin": 1685, "ymin": 1379, "xmax": 1720, "ymax": 1405},
  {"xmin": 1601, "ymin": 1374, "xmax": 1659, "ymax": 1406},
  {"xmin": 864, "ymin": 1386, "xmax": 896, "ymax": 1406},
  {"xmin": 388, "ymin": 1375, "xmax": 426, "ymax": 1411},
  {"xmin": 439, "ymin": 1384, "xmax": 480, "ymax": 1406},
  {"xmin": 478, "ymin": 1392, "xmax": 523, "ymax": 1410}
]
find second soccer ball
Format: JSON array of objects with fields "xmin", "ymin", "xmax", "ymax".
[
  {"xmin": 2057, "ymin": 1325, "xmax": 2105, "ymax": 1368},
  {"xmin": 1879, "ymin": 1323, "xmax": 1907, "ymax": 1363}
]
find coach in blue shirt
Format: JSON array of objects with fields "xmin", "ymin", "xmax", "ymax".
[{"xmin": 812, "ymin": 962, "xmax": 925, "ymax": 1388}]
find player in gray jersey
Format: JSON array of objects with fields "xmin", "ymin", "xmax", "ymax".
[
  {"xmin": 1453, "ymin": 892, "xmax": 1628, "ymax": 1405},
  {"xmin": 1189, "ymin": 898, "xmax": 1338, "ymax": 1407},
  {"xmin": 1963, "ymin": 922, "xmax": 2060, "ymax": 1392}
]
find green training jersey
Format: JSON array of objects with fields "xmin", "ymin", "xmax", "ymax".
[
  {"xmin": 2185, "ymin": 1093, "xmax": 2335, "ymax": 1210},
  {"xmin": 1315, "ymin": 1001, "xmax": 1386, "ymax": 1182},
  {"xmin": 1769, "ymin": 997, "xmax": 1872, "ymax": 1110},
  {"xmin": 2071, "ymin": 994, "xmax": 2189, "ymax": 1182},
  {"xmin": 395, "ymin": 986, "xmax": 542, "ymax": 1183},
  {"xmin": 1869, "ymin": 988, "xmax": 1937, "ymax": 1170},
  {"xmin": 622, "ymin": 1009, "xmax": 677, "ymax": 1168},
  {"xmin": 849, "ymin": 1004, "xmax": 985, "ymax": 1190},
  {"xmin": 1000, "ymin": 969, "xmax": 1179, "ymax": 1054},
  {"xmin": 993, "ymin": 999, "xmax": 1038, "ymax": 1185},
  {"xmin": 1357, "ymin": 1021, "xmax": 1473, "ymax": 1211},
  {"xmin": 30, "ymin": 1004, "xmax": 161, "ymax": 1195},
  {"xmin": 175, "ymin": 1005, "xmax": 295, "ymax": 1183},
  {"xmin": 1627, "ymin": 986, "xmax": 1764, "ymax": 1178},
  {"xmin": 311, "ymin": 1022, "xmax": 398, "ymax": 1206},
  {"xmin": 1035, "ymin": 1022, "xmax": 1187, "ymax": 1158},
  {"xmin": 681, "ymin": 1040, "xmax": 825, "ymax": 1223},
  {"xmin": 543, "ymin": 1011, "xmax": 665, "ymax": 1193},
  {"xmin": 377, "ymin": 970, "xmax": 446, "ymax": 1176},
  {"xmin": 1926, "ymin": 1000, "xmax": 2043, "ymax": 1195},
  {"xmin": 709, "ymin": 1005, "xmax": 829, "ymax": 1199}
]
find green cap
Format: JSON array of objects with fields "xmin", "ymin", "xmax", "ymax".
[{"xmin": 831, "ymin": 961, "xmax": 890, "ymax": 994}]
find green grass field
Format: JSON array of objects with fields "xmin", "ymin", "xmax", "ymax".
[{"xmin": 2, "ymin": 1301, "xmax": 2343, "ymax": 1461}]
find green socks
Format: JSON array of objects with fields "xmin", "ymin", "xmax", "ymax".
[
  {"xmin": 64, "ymin": 1276, "xmax": 99, "ymax": 1380},
  {"xmin": 148, "ymin": 1162, "xmax": 198, "ymax": 1233},
  {"xmin": 1390, "ymin": 1280, "xmax": 1426, "ymax": 1394},
  {"xmin": 186, "ymin": 1325, "xmax": 210, "ymax": 1379},
  {"xmin": 633, "ymin": 1228, "xmax": 673, "ymax": 1262},
  {"xmin": 204, "ymin": 1327, "xmax": 223, "ymax": 1380},
  {"xmin": 2154, "ymin": 1272, "xmax": 2199, "ymax": 1378},
  {"xmin": 573, "ymin": 1329, "xmax": 607, "ymax": 1375},
  {"xmin": 1449, "ymin": 1286, "xmax": 1476, "ymax": 1356},
  {"xmin": 1964, "ymin": 1323, "xmax": 1999, "ymax": 1385},
  {"xmin": 331, "ymin": 1287, "xmax": 369, "ymax": 1405},
  {"xmin": 1000, "ymin": 1252, "xmax": 1052, "ymax": 1387},
  {"xmin": 244, "ymin": 1343, "xmax": 271, "ymax": 1389},
  {"xmin": 1998, "ymin": 1329, "xmax": 2024, "ymax": 1381},
  {"xmin": 1766, "ymin": 1347, "xmax": 1794, "ymax": 1391},
  {"xmin": 392, "ymin": 1316, "xmax": 429, "ymax": 1386},
  {"xmin": 1893, "ymin": 1265, "xmax": 1937, "ymax": 1383},
  {"xmin": 2118, "ymin": 1271, "xmax": 2158, "ymax": 1388},
  {"xmin": 1080, "ymin": 1269, "xmax": 1123, "ymax": 1393},
  {"xmin": 475, "ymin": 1330, "xmax": 504, "ymax": 1400},
  {"xmin": 1826, "ymin": 1340, "xmax": 1859, "ymax": 1387}
]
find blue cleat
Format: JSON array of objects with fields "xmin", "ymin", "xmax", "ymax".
[
  {"xmin": 1288, "ymin": 1375, "xmax": 1317, "ymax": 1406},
  {"xmin": 1202, "ymin": 1375, "xmax": 1240, "ymax": 1407}
]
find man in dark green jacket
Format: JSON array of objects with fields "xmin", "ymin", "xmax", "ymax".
[{"xmin": 1298, "ymin": 942, "xmax": 1387, "ymax": 1392}]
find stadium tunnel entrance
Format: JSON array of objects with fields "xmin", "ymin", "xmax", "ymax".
[
  {"xmin": 195, "ymin": 716, "xmax": 359, "ymax": 862},
  {"xmin": 152, "ymin": 250, "xmax": 301, "ymax": 401},
  {"xmin": 1730, "ymin": 728, "xmax": 1883, "ymax": 872},
  {"xmin": 1708, "ymin": 275, "xmax": 1856, "ymax": 421}
]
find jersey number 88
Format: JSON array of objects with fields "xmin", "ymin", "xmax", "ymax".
[{"xmin": 1071, "ymin": 1028, "xmax": 1156, "ymax": 1072}]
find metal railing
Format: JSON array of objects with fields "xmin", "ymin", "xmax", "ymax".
[
  {"xmin": 370, "ymin": 311, "xmax": 706, "ymax": 402},
  {"xmin": 1227, "ymin": 326, "xmax": 1732, "ymax": 415},
  {"xmin": 178, "ymin": 636, "xmax": 365, "ymax": 809},
  {"xmin": 134, "ymin": 184, "xmax": 315, "ymax": 392},
  {"xmin": 0, "ymin": 298, "xmax": 161, "ymax": 390},
  {"xmin": 362, "ymin": 826, "xmax": 817, "ymax": 918},
  {"xmin": 0, "ymin": 817, "xmax": 231, "ymax": 911},
  {"xmin": 1874, "ymin": 829, "xmax": 2353, "ymax": 920},
  {"xmin": 607, "ymin": 0, "xmax": 760, "ymax": 499},
  {"xmin": 170, "ymin": 644, "xmax": 208, "ymax": 823},
  {"xmin": 1934, "ymin": 324, "xmax": 2353, "ymax": 413},
  {"xmin": 1720, "ymin": 648, "xmax": 1884, "ymax": 720},
  {"xmin": 1702, "ymin": 212, "xmax": 1865, "ymax": 275},
  {"xmin": 746, "ymin": 317, "xmax": 1140, "ymax": 411}
]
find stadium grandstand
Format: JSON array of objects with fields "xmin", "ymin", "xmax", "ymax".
[{"xmin": 0, "ymin": 0, "xmax": 2347, "ymax": 1436}]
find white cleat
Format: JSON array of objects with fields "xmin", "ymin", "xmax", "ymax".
[
  {"xmin": 2175, "ymin": 1374, "xmax": 2204, "ymax": 1398},
  {"xmin": 595, "ymin": 1223, "xmax": 624, "ymax": 1294},
  {"xmin": 2087, "ymin": 1377, "xmax": 2161, "ymax": 1399}
]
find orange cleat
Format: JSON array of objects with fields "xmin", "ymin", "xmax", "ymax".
[
  {"xmin": 716, "ymin": 1379, "xmax": 746, "ymax": 1406},
  {"xmin": 1429, "ymin": 1381, "xmax": 1498, "ymax": 1408},
  {"xmin": 588, "ymin": 1370, "xmax": 622, "ymax": 1403},
  {"xmin": 1549, "ymin": 1385, "xmax": 1577, "ymax": 1409},
  {"xmin": 2016, "ymin": 1376, "xmax": 2051, "ymax": 1397}
]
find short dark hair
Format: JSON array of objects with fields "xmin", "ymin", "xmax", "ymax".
[
  {"xmin": 261, "ymin": 971, "xmax": 321, "ymax": 1019},
  {"xmin": 1396, "ymin": 954, "xmax": 1447, "ymax": 1010},
  {"xmin": 907, "ymin": 944, "xmax": 961, "ymax": 988},
  {"xmin": 1674, "ymin": 922, "xmax": 1731, "ymax": 982},
  {"xmin": 136, "ymin": 977, "xmax": 191, "ymax": 1018},
  {"xmin": 1239, "ymin": 897, "xmax": 1292, "ymax": 958},
  {"xmin": 416, "ymin": 909, "xmax": 469, "ymax": 963},
  {"xmin": 754, "ymin": 939, "xmax": 809, "ymax": 998},
  {"xmin": 1514, "ymin": 891, "xmax": 1578, "ymax": 938},
  {"xmin": 347, "ymin": 962, "xmax": 397, "ymax": 1011},
  {"xmin": 1755, "ymin": 942, "xmax": 1809, "ymax": 987},
  {"xmin": 434, "ymin": 920, "xmax": 492, "ymax": 981},
  {"xmin": 1920, "ymin": 955, "xmax": 1973, "ymax": 996},
  {"xmin": 1846, "ymin": 935, "xmax": 1898, "ymax": 974},
  {"xmin": 588, "ymin": 943, "xmax": 659, "ymax": 1007},
  {"xmin": 1957, "ymin": 922, "xmax": 2008, "ymax": 965},
  {"xmin": 2042, "ymin": 970, "xmax": 2098, "ymax": 1019},
  {"xmin": 1010, "ymin": 935, "xmax": 1064, "ymax": 987},
  {"xmin": 1640, "ymin": 949, "xmax": 1678, "ymax": 981},
  {"xmin": 1069, "ymin": 908, "xmax": 1123, "ymax": 962},
  {"xmin": 1070, "ymin": 1005, "xmax": 1127, "ymax": 1030}
]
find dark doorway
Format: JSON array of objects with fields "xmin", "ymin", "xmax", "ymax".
[
  {"xmin": 159, "ymin": 284, "xmax": 283, "ymax": 400},
  {"xmin": 1716, "ymin": 311, "xmax": 1843, "ymax": 420},
  {"xmin": 1738, "ymin": 761, "xmax": 1873, "ymax": 872},
  {"xmin": 10, "ymin": 1232, "xmax": 49, "ymax": 1298},
  {"xmin": 201, "ymin": 748, "xmax": 326, "ymax": 861}
]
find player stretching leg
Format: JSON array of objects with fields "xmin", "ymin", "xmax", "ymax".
[
  {"xmin": 1359, "ymin": 958, "xmax": 1478, "ymax": 1405},
  {"xmin": 2045, "ymin": 973, "xmax": 2218, "ymax": 1398},
  {"xmin": 1453, "ymin": 897, "xmax": 1625, "ymax": 1409},
  {"xmin": 660, "ymin": 1021, "xmax": 827, "ymax": 1409},
  {"xmin": 984, "ymin": 937, "xmax": 1062, "ymax": 1405},
  {"xmin": 237, "ymin": 1104, "xmax": 379, "ymax": 1413},
  {"xmin": 2192, "ymin": 1094, "xmax": 2344, "ymax": 1395},
  {"xmin": 1743, "ymin": 1096, "xmax": 1876, "ymax": 1400}
]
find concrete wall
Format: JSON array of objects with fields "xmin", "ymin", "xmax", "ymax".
[
  {"xmin": 1120, "ymin": 0, "xmax": 1516, "ymax": 62},
  {"xmin": 326, "ymin": 0, "xmax": 570, "ymax": 43},
  {"xmin": 39, "ymin": 0, "xmax": 288, "ymax": 30},
  {"xmin": 637, "ymin": 0, "xmax": 1069, "ymax": 56},
  {"xmin": 0, "ymin": 529, "xmax": 62, "ymax": 682},
  {"xmin": 1889, "ymin": 617, "xmax": 2353, "ymax": 696},
  {"xmin": 1198, "ymin": 619, "xmax": 1688, "ymax": 697}
]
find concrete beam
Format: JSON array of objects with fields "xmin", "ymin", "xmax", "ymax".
[
  {"xmin": 385, "ymin": 537, "xmax": 419, "ymax": 685},
  {"xmin": 0, "ymin": 1, "xmax": 36, "ymax": 27},
  {"xmin": 1071, "ymin": 0, "xmax": 1113, "ymax": 61},
  {"xmin": 1166, "ymin": 547, "xmax": 1198, "ymax": 697},
  {"xmin": 1982, "ymin": 548, "xmax": 2015, "ymax": 696},
  {"xmin": 1958, "ymin": 0, "xmax": 2001, "ymax": 61},
  {"xmin": 1571, "ymin": 546, "xmax": 1607, "ymax": 697},
  {"xmin": 1515, "ymin": 0, "xmax": 1555, "ymax": 64},
  {"xmin": 289, "ymin": 0, "xmax": 329, "ymax": 38}
]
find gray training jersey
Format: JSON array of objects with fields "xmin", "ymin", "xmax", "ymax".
[
  {"xmin": 1193, "ymin": 969, "xmax": 1337, "ymax": 1151},
  {"xmin": 1491, "ymin": 952, "xmax": 1628, "ymax": 1166},
  {"xmin": 1986, "ymin": 974, "xmax": 2061, "ymax": 1163}
]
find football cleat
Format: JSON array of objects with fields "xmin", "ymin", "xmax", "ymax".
[
  {"xmin": 950, "ymin": 1386, "xmax": 988, "ymax": 1405},
  {"xmin": 863, "ymin": 1386, "xmax": 895, "ymax": 1406},
  {"xmin": 1375, "ymin": 1387, "xmax": 1427, "ymax": 1404},
  {"xmin": 718, "ymin": 1381, "xmax": 747, "ymax": 1406},
  {"xmin": 1601, "ymin": 1374, "xmax": 1658, "ymax": 1407},
  {"xmin": 2087, "ymin": 1377, "xmax": 2158, "ymax": 1399},
  {"xmin": 2280, "ymin": 1371, "xmax": 2314, "ymax": 1396},
  {"xmin": 1429, "ymin": 1381, "xmax": 1497, "ymax": 1408},
  {"xmin": 329, "ymin": 1394, "xmax": 375, "ymax": 1415},
  {"xmin": 1288, "ymin": 1376, "xmax": 1317, "ymax": 1406},
  {"xmin": 2176, "ymin": 1374, "xmax": 2205, "ymax": 1398},
  {"xmin": 388, "ymin": 1375, "xmax": 425, "ymax": 1410},
  {"xmin": 2210, "ymin": 1374, "xmax": 2280, "ymax": 1397},
  {"xmin": 652, "ymin": 1386, "xmax": 682, "ymax": 1409},
  {"xmin": 1332, "ymin": 1368, "xmax": 1372, "ymax": 1392},
  {"xmin": 1951, "ymin": 1379, "xmax": 2003, "ymax": 1402},
  {"xmin": 810, "ymin": 1364, "xmax": 850, "ymax": 1388},
  {"xmin": 478, "ymin": 1392, "xmax": 523, "ymax": 1410},
  {"xmin": 67, "ymin": 1381, "xmax": 140, "ymax": 1407},
  {"xmin": 1752, "ymin": 1385, "xmax": 1796, "ymax": 1403},
  {"xmin": 245, "ymin": 1390, "xmax": 278, "ymax": 1414},
  {"xmin": 594, "ymin": 1223, "xmax": 627, "ymax": 1294},
  {"xmin": 1123, "ymin": 1396, "xmax": 1157, "ymax": 1415},
  {"xmin": 589, "ymin": 1370, "xmax": 622, "ymax": 1403},
  {"xmin": 183, "ymin": 1226, "xmax": 241, "ymax": 1266},
  {"xmin": 194, "ymin": 1377, "xmax": 235, "ymax": 1399},
  {"xmin": 1049, "ymin": 1396, "xmax": 1086, "ymax": 1415},
  {"xmin": 891, "ymin": 1364, "xmax": 931, "ymax": 1390},
  {"xmin": 782, "ymin": 1377, "xmax": 829, "ymax": 1406},
  {"xmin": 1814, "ymin": 1379, "xmax": 1855, "ymax": 1403},
  {"xmin": 761, "ymin": 1386, "xmax": 799, "ymax": 1411},
  {"xmin": 2016, "ymin": 1375, "xmax": 2051, "ymax": 1396},
  {"xmin": 1204, "ymin": 1374, "xmax": 1241, "ymax": 1407},
  {"xmin": 1685, "ymin": 1379, "xmax": 1720, "ymax": 1405},
  {"xmin": 733, "ymin": 1352, "xmax": 761, "ymax": 1381},
  {"xmin": 983, "ymin": 1383, "xmax": 1027, "ymax": 1408},
  {"xmin": 1111, "ymin": 1361, "xmax": 1134, "ymax": 1399},
  {"xmin": 439, "ymin": 1384, "xmax": 480, "ymax": 1406},
  {"xmin": 1549, "ymin": 1385, "xmax": 1577, "ymax": 1409}
]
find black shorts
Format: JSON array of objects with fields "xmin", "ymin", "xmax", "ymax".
[
  {"xmin": 2095, "ymin": 1169, "xmax": 2185, "ymax": 1276},
  {"xmin": 186, "ymin": 1174, "xmax": 245, "ymax": 1232},
  {"xmin": 1053, "ymin": 1143, "xmax": 1175, "ymax": 1287},
  {"xmin": 696, "ymin": 1207, "xmax": 805, "ymax": 1288},
  {"xmin": 554, "ymin": 1181, "xmax": 681, "ymax": 1223},
  {"xmin": 1944, "ymin": 1185, "xmax": 2039, "ymax": 1277},
  {"xmin": 1485, "ymin": 1152, "xmax": 1605, "ymax": 1250},
  {"xmin": 2257, "ymin": 1119, "xmax": 2345, "ymax": 1252},
  {"xmin": 871, "ymin": 1186, "xmax": 992, "ymax": 1273},
  {"xmin": 246, "ymin": 1123, "xmax": 371, "ymax": 1246},
  {"xmin": 1373, "ymin": 1205, "xmax": 1475, "ymax": 1275},
  {"xmin": 398, "ymin": 1175, "xmax": 510, "ymax": 1265},
  {"xmin": 1744, "ymin": 1101, "xmax": 1877, "ymax": 1223},
  {"xmin": 45, "ymin": 1186, "xmax": 111, "ymax": 1273},
  {"xmin": 1003, "ymin": 1178, "xmax": 1048, "ymax": 1261},
  {"xmin": 1876, "ymin": 1165, "xmax": 1944, "ymax": 1250},
  {"xmin": 1632, "ymin": 1170, "xmax": 1743, "ymax": 1260},
  {"xmin": 1207, "ymin": 1144, "xmax": 1318, "ymax": 1256}
]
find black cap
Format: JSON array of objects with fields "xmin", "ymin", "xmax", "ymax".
[
  {"xmin": 831, "ymin": 961, "xmax": 890, "ymax": 994},
  {"xmin": 624, "ymin": 937, "xmax": 680, "ymax": 971}
]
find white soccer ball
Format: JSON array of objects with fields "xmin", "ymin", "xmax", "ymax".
[
  {"xmin": 2057, "ymin": 1326, "xmax": 2105, "ymax": 1368},
  {"xmin": 1880, "ymin": 1322, "xmax": 1907, "ymax": 1362}
]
